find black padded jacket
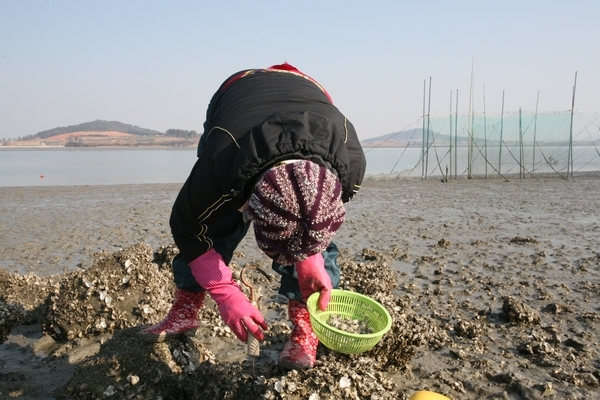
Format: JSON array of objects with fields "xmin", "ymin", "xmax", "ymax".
[{"xmin": 170, "ymin": 68, "xmax": 366, "ymax": 264}]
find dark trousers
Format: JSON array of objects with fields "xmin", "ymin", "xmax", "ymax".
[{"xmin": 173, "ymin": 209, "xmax": 340, "ymax": 302}]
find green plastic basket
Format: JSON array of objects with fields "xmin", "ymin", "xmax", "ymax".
[{"xmin": 306, "ymin": 289, "xmax": 392, "ymax": 355}]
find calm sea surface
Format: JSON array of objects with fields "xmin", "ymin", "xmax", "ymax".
[
  {"xmin": 1, "ymin": 145, "xmax": 599, "ymax": 187},
  {"xmin": 0, "ymin": 147, "xmax": 421, "ymax": 187}
]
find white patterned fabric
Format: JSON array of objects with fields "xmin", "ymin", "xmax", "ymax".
[{"xmin": 247, "ymin": 160, "xmax": 345, "ymax": 265}]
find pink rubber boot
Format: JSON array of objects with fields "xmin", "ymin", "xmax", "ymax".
[
  {"xmin": 139, "ymin": 288, "xmax": 206, "ymax": 342},
  {"xmin": 279, "ymin": 300, "xmax": 319, "ymax": 370}
]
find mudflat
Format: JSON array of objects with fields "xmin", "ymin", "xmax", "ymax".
[{"xmin": 1, "ymin": 177, "xmax": 599, "ymax": 398}]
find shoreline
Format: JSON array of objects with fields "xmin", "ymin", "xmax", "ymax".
[
  {"xmin": 0, "ymin": 145, "xmax": 198, "ymax": 150},
  {"xmin": 2, "ymin": 168, "xmax": 600, "ymax": 188}
]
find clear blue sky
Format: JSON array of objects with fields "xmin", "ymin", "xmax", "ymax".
[{"xmin": 1, "ymin": 0, "xmax": 598, "ymax": 141}]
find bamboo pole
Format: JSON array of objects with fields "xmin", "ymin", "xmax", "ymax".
[
  {"xmin": 499, "ymin": 91, "xmax": 505, "ymax": 175},
  {"xmin": 454, "ymin": 90, "xmax": 458, "ymax": 179},
  {"xmin": 533, "ymin": 90, "xmax": 539, "ymax": 177},
  {"xmin": 449, "ymin": 90, "xmax": 453, "ymax": 181},
  {"xmin": 519, "ymin": 108, "xmax": 524, "ymax": 179},
  {"xmin": 568, "ymin": 71, "xmax": 577, "ymax": 179},
  {"xmin": 425, "ymin": 77, "xmax": 432, "ymax": 180},
  {"xmin": 467, "ymin": 59, "xmax": 474, "ymax": 178},
  {"xmin": 421, "ymin": 80, "xmax": 426, "ymax": 180},
  {"xmin": 483, "ymin": 83, "xmax": 488, "ymax": 179}
]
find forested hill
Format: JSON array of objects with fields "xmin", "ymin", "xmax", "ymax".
[{"xmin": 33, "ymin": 120, "xmax": 163, "ymax": 139}]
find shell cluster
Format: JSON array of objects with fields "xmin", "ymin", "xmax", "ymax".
[
  {"xmin": 43, "ymin": 243, "xmax": 176, "ymax": 341},
  {"xmin": 3, "ymin": 238, "xmax": 600, "ymax": 398},
  {"xmin": 0, "ymin": 299, "xmax": 24, "ymax": 343},
  {"xmin": 327, "ymin": 314, "xmax": 374, "ymax": 335},
  {"xmin": 2, "ymin": 244, "xmax": 442, "ymax": 398}
]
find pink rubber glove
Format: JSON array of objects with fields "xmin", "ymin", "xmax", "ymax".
[
  {"xmin": 295, "ymin": 253, "xmax": 332, "ymax": 310},
  {"xmin": 189, "ymin": 250, "xmax": 267, "ymax": 342}
]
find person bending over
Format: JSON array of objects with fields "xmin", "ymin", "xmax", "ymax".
[{"xmin": 140, "ymin": 63, "xmax": 366, "ymax": 370}]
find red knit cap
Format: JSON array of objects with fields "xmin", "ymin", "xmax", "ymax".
[{"xmin": 246, "ymin": 160, "xmax": 345, "ymax": 265}]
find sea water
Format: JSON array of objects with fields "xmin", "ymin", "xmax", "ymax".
[
  {"xmin": 0, "ymin": 147, "xmax": 422, "ymax": 187},
  {"xmin": 0, "ymin": 148, "xmax": 198, "ymax": 187},
  {"xmin": 1, "ymin": 145, "xmax": 599, "ymax": 187}
]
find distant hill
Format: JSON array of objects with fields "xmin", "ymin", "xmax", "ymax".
[
  {"xmin": 362, "ymin": 128, "xmax": 449, "ymax": 144},
  {"xmin": 32, "ymin": 120, "xmax": 163, "ymax": 139},
  {"xmin": 361, "ymin": 128, "xmax": 450, "ymax": 147},
  {"xmin": 4, "ymin": 120, "xmax": 199, "ymax": 148}
]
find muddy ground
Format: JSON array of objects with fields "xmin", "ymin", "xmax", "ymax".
[{"xmin": 1, "ymin": 177, "xmax": 599, "ymax": 399}]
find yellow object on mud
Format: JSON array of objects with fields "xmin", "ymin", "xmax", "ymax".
[{"xmin": 409, "ymin": 390, "xmax": 451, "ymax": 400}]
